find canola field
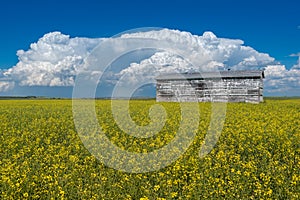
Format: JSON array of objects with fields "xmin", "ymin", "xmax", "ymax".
[{"xmin": 1, "ymin": 99, "xmax": 299, "ymax": 199}]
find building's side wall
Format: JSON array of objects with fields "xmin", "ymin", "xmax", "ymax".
[{"xmin": 156, "ymin": 77, "xmax": 263, "ymax": 103}]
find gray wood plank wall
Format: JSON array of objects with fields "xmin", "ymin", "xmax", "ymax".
[{"xmin": 156, "ymin": 78, "xmax": 263, "ymax": 103}]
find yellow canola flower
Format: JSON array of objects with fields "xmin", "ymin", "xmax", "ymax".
[{"xmin": 0, "ymin": 99, "xmax": 299, "ymax": 199}]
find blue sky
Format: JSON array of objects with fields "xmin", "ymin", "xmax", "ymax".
[{"xmin": 0, "ymin": 0, "xmax": 299, "ymax": 96}]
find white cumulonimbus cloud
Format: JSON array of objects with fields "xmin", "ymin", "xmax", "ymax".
[
  {"xmin": 0, "ymin": 81, "xmax": 14, "ymax": 92},
  {"xmin": 0, "ymin": 28, "xmax": 299, "ymax": 95},
  {"xmin": 1, "ymin": 32, "xmax": 102, "ymax": 88},
  {"xmin": 290, "ymin": 53, "xmax": 300, "ymax": 70},
  {"xmin": 265, "ymin": 65, "xmax": 300, "ymax": 93},
  {"xmin": 117, "ymin": 30, "xmax": 275, "ymax": 87}
]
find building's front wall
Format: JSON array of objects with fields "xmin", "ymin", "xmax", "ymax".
[{"xmin": 156, "ymin": 77, "xmax": 263, "ymax": 103}]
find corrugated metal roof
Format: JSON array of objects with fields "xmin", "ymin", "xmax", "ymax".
[{"xmin": 156, "ymin": 70, "xmax": 264, "ymax": 80}]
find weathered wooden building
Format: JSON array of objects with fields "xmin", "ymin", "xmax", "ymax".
[{"xmin": 156, "ymin": 70, "xmax": 264, "ymax": 103}]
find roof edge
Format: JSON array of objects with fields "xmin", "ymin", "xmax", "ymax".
[{"xmin": 156, "ymin": 70, "xmax": 265, "ymax": 80}]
